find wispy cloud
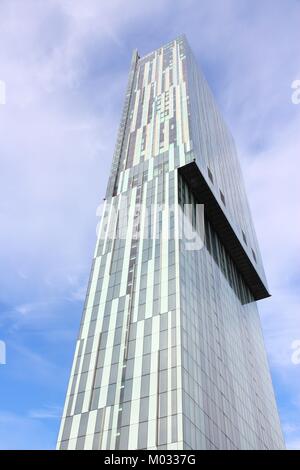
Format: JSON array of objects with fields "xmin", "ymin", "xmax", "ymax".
[
  {"xmin": 28, "ymin": 405, "xmax": 62, "ymax": 420},
  {"xmin": 0, "ymin": 411, "xmax": 58, "ymax": 450}
]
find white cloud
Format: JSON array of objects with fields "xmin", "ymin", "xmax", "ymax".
[
  {"xmin": 0, "ymin": 411, "xmax": 56, "ymax": 450},
  {"xmin": 28, "ymin": 405, "xmax": 62, "ymax": 420},
  {"xmin": 15, "ymin": 304, "xmax": 35, "ymax": 316}
]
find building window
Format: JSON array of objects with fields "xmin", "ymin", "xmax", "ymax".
[
  {"xmin": 220, "ymin": 190, "xmax": 226, "ymax": 206},
  {"xmin": 207, "ymin": 167, "xmax": 214, "ymax": 183}
]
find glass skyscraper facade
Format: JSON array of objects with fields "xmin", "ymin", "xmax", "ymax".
[{"xmin": 57, "ymin": 36, "xmax": 284, "ymax": 450}]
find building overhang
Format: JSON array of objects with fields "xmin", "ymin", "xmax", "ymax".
[{"xmin": 178, "ymin": 161, "xmax": 270, "ymax": 301}]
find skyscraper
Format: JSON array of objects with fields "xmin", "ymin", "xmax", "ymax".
[{"xmin": 57, "ymin": 36, "xmax": 284, "ymax": 450}]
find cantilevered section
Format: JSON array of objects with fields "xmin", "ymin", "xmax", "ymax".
[{"xmin": 179, "ymin": 161, "xmax": 270, "ymax": 301}]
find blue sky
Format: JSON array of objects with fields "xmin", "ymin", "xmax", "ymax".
[{"xmin": 0, "ymin": 0, "xmax": 299, "ymax": 449}]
